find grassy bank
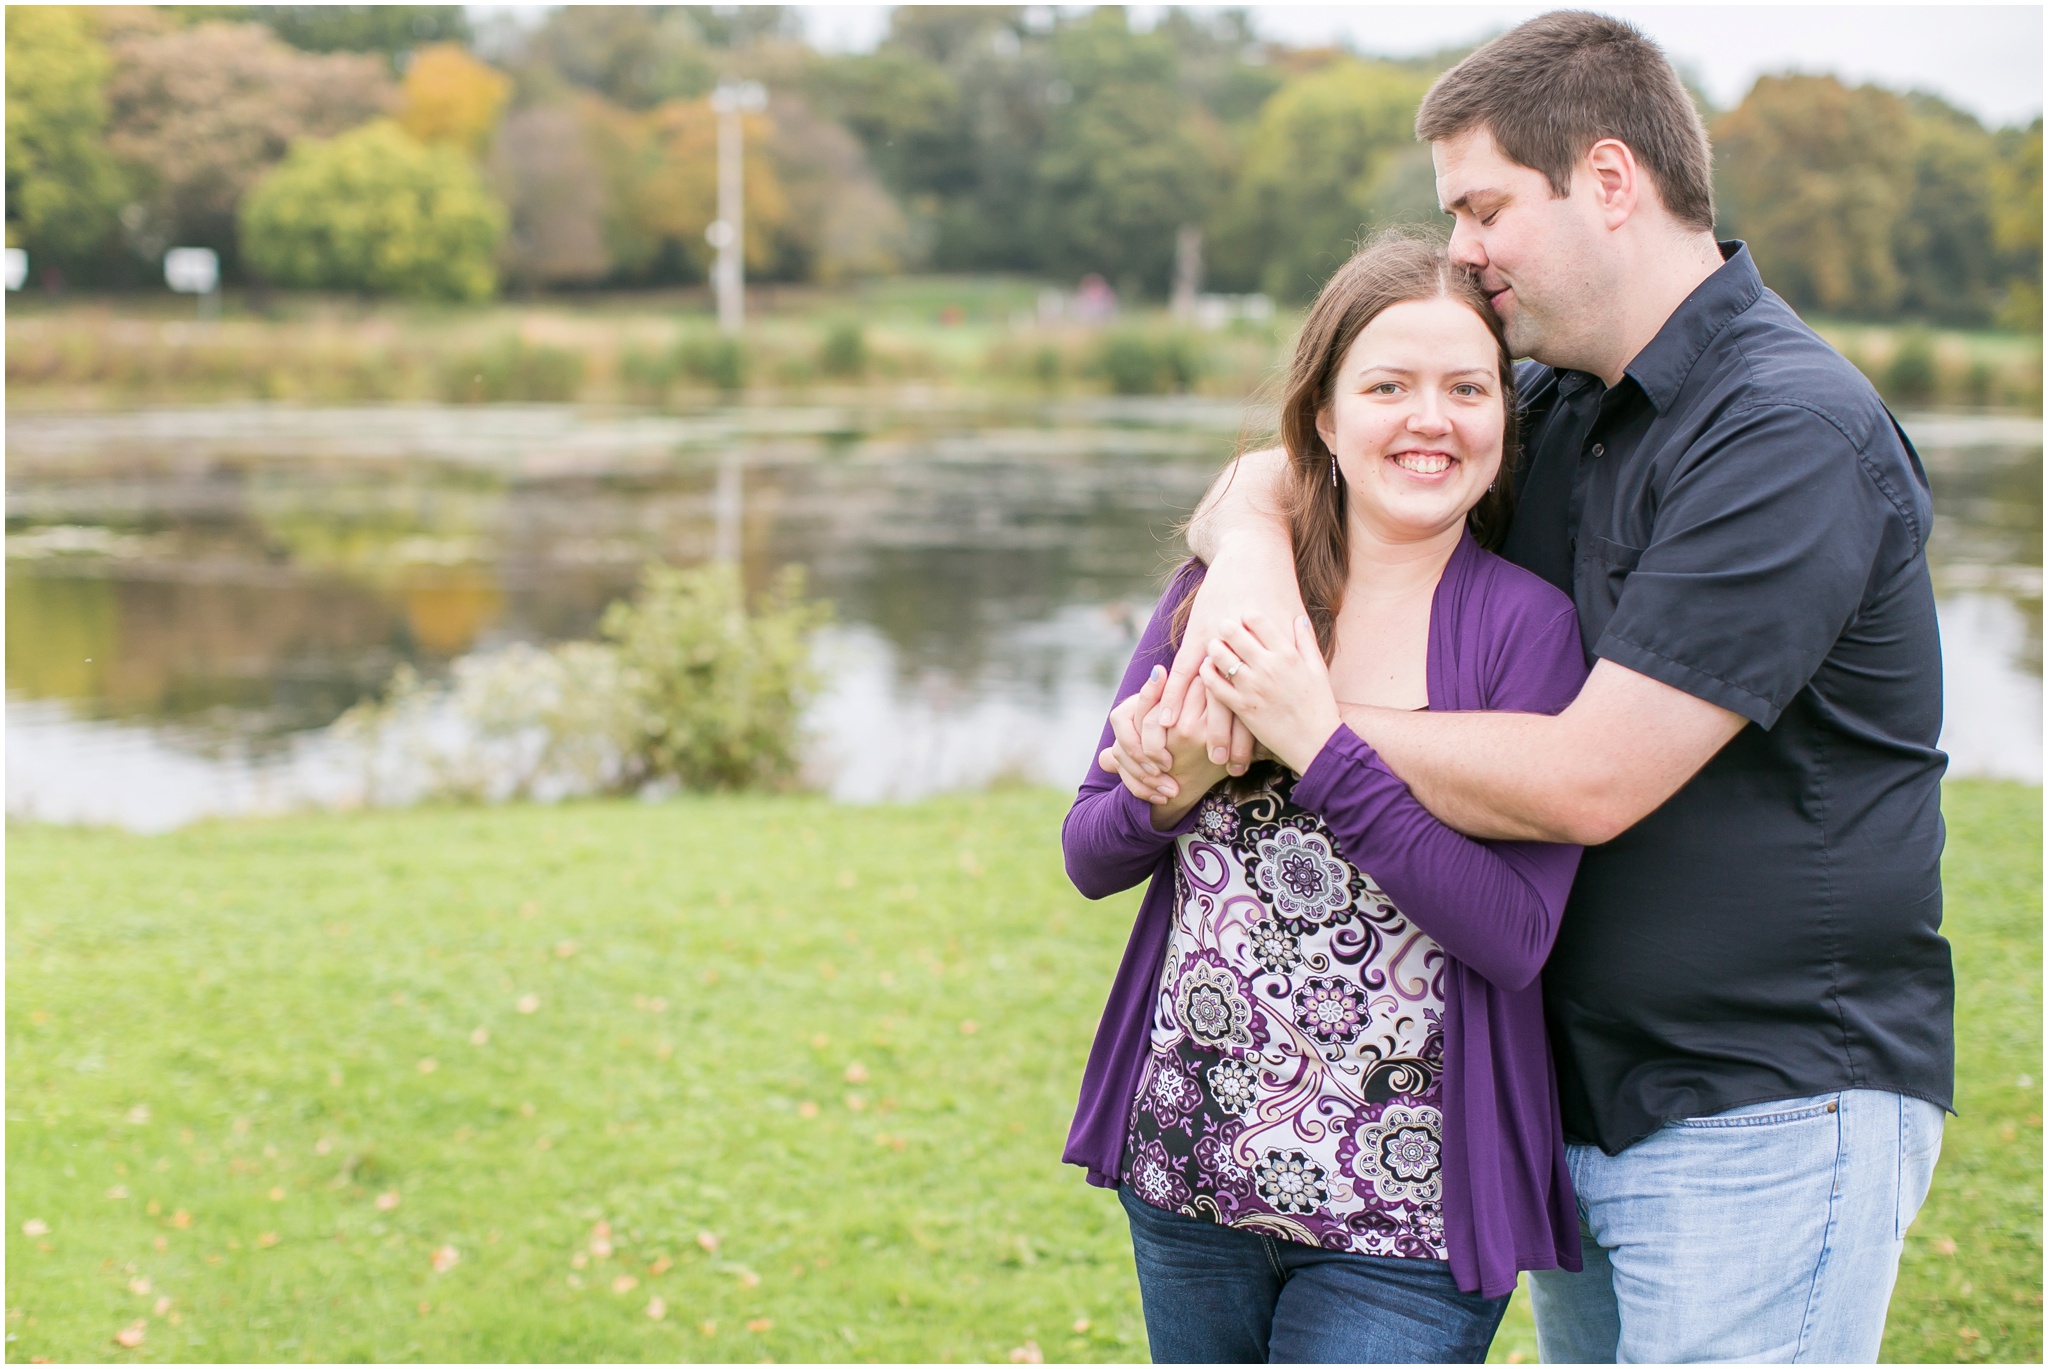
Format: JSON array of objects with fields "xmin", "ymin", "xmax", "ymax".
[
  {"xmin": 6, "ymin": 285, "xmax": 2038, "ymax": 412},
  {"xmin": 3, "ymin": 280, "xmax": 1284, "ymax": 410},
  {"xmin": 6, "ymin": 782, "xmax": 2039, "ymax": 1362}
]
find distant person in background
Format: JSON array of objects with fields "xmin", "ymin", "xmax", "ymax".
[
  {"xmin": 1064, "ymin": 233, "xmax": 1588, "ymax": 1363},
  {"xmin": 1120, "ymin": 11, "xmax": 1953, "ymax": 1363}
]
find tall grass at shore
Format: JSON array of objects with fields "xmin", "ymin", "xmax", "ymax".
[
  {"xmin": 6, "ymin": 782, "xmax": 2038, "ymax": 1363},
  {"xmin": 8, "ymin": 286, "xmax": 2037, "ymax": 412}
]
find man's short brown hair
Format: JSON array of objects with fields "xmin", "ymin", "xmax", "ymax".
[{"xmin": 1415, "ymin": 10, "xmax": 1715, "ymax": 232}]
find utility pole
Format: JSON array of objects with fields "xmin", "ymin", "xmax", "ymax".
[{"xmin": 707, "ymin": 80, "xmax": 767, "ymax": 336}]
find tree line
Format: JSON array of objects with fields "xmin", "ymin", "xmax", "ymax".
[{"xmin": 6, "ymin": 4, "xmax": 2041, "ymax": 329}]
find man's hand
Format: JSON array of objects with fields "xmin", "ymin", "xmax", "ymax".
[
  {"xmin": 1199, "ymin": 613, "xmax": 1343, "ymax": 776},
  {"xmin": 1099, "ymin": 665, "xmax": 1229, "ymax": 826},
  {"xmin": 1156, "ymin": 448, "xmax": 1301, "ymax": 778}
]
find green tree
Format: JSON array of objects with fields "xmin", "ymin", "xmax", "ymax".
[
  {"xmin": 1715, "ymin": 74, "xmax": 1914, "ymax": 317},
  {"xmin": 240, "ymin": 6, "xmax": 470, "ymax": 59},
  {"xmin": 1990, "ymin": 120, "xmax": 2043, "ymax": 331},
  {"xmin": 4, "ymin": 6, "xmax": 129, "ymax": 265},
  {"xmin": 1031, "ymin": 10, "xmax": 1228, "ymax": 293},
  {"xmin": 1893, "ymin": 95, "xmax": 2003, "ymax": 327},
  {"xmin": 239, "ymin": 119, "xmax": 505, "ymax": 300},
  {"xmin": 1209, "ymin": 57, "xmax": 1435, "ymax": 301}
]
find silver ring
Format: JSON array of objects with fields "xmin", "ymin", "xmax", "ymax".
[{"xmin": 1226, "ymin": 661, "xmax": 1241, "ymax": 678}]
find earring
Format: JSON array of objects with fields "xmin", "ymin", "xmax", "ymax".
[{"xmin": 1329, "ymin": 455, "xmax": 1338, "ymax": 488}]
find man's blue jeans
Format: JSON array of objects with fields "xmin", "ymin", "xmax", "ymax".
[
  {"xmin": 1528, "ymin": 1089, "xmax": 1946, "ymax": 1363},
  {"xmin": 1119, "ymin": 1184, "xmax": 1510, "ymax": 1363}
]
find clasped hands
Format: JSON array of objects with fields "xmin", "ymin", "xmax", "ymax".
[{"xmin": 1099, "ymin": 612, "xmax": 1344, "ymax": 823}]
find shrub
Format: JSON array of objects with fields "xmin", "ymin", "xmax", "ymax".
[
  {"xmin": 339, "ymin": 561, "xmax": 830, "ymax": 802},
  {"xmin": 601, "ymin": 562, "xmax": 831, "ymax": 791},
  {"xmin": 1883, "ymin": 329, "xmax": 1940, "ymax": 405},
  {"xmin": 820, "ymin": 321, "xmax": 866, "ymax": 378},
  {"xmin": 441, "ymin": 336, "xmax": 586, "ymax": 402},
  {"xmin": 239, "ymin": 120, "xmax": 505, "ymax": 301},
  {"xmin": 675, "ymin": 333, "xmax": 747, "ymax": 393},
  {"xmin": 1095, "ymin": 328, "xmax": 1200, "ymax": 395}
]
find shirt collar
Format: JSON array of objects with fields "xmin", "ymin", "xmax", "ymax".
[{"xmin": 1621, "ymin": 241, "xmax": 1763, "ymax": 414}]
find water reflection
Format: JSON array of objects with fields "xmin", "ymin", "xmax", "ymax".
[{"xmin": 6, "ymin": 401, "xmax": 2039, "ymax": 829}]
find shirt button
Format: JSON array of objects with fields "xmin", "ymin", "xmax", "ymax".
[{"xmin": 1589, "ymin": 442, "xmax": 1606, "ymax": 459}]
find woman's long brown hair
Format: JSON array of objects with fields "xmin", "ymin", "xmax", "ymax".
[{"xmin": 1176, "ymin": 230, "xmax": 1519, "ymax": 660}]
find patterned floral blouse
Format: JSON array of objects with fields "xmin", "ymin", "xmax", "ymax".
[{"xmin": 1121, "ymin": 766, "xmax": 1449, "ymax": 1261}]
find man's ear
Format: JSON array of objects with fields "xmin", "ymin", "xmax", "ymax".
[{"xmin": 1583, "ymin": 137, "xmax": 1640, "ymax": 230}]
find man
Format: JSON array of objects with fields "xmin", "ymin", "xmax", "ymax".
[{"xmin": 1109, "ymin": 12, "xmax": 1952, "ymax": 1362}]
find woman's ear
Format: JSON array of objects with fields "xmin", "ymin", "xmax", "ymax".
[{"xmin": 1314, "ymin": 404, "xmax": 1337, "ymax": 457}]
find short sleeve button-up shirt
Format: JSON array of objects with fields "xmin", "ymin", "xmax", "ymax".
[{"xmin": 1502, "ymin": 243, "xmax": 1954, "ymax": 1155}]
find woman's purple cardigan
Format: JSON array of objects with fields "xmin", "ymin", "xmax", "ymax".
[{"xmin": 1061, "ymin": 531, "xmax": 1588, "ymax": 1299}]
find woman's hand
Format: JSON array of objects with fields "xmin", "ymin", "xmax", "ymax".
[
  {"xmin": 1101, "ymin": 665, "xmax": 1229, "ymax": 826},
  {"xmin": 1199, "ymin": 613, "xmax": 1344, "ymax": 776}
]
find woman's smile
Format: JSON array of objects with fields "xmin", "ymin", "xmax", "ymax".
[{"xmin": 1389, "ymin": 448, "xmax": 1457, "ymax": 478}]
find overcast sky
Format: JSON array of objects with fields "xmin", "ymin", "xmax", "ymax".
[{"xmin": 796, "ymin": 3, "xmax": 2045, "ymax": 127}]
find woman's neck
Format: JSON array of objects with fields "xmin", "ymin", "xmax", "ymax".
[{"xmin": 1340, "ymin": 513, "xmax": 1464, "ymax": 605}]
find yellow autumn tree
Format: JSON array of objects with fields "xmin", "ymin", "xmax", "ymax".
[
  {"xmin": 585, "ymin": 94, "xmax": 785, "ymax": 282},
  {"xmin": 398, "ymin": 42, "xmax": 510, "ymax": 159}
]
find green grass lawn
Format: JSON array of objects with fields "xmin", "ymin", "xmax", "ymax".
[{"xmin": 6, "ymin": 782, "xmax": 2038, "ymax": 1362}]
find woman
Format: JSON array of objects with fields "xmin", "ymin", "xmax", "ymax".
[{"xmin": 1061, "ymin": 234, "xmax": 1587, "ymax": 1363}]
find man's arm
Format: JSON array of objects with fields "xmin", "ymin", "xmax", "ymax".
[
  {"xmin": 1340, "ymin": 657, "xmax": 1747, "ymax": 844},
  {"xmin": 1137, "ymin": 448, "xmax": 1299, "ymax": 784}
]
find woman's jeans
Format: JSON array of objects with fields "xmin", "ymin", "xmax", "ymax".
[
  {"xmin": 1119, "ymin": 1184, "xmax": 1510, "ymax": 1363},
  {"xmin": 1527, "ymin": 1089, "xmax": 1946, "ymax": 1363}
]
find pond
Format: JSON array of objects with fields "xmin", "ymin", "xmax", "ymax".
[{"xmin": 7, "ymin": 400, "xmax": 2040, "ymax": 830}]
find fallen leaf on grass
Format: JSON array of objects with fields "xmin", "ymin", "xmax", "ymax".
[
  {"xmin": 536, "ymin": 1137, "xmax": 554, "ymax": 1151},
  {"xmin": 106, "ymin": 1186, "xmax": 129, "ymax": 1200},
  {"xmin": 1072, "ymin": 1319, "xmax": 1090, "ymax": 1334},
  {"xmin": 127, "ymin": 1105, "xmax": 151, "ymax": 1125},
  {"xmin": 269, "ymin": 1187, "xmax": 286, "ymax": 1202},
  {"xmin": 612, "ymin": 1275, "xmax": 638, "ymax": 1294},
  {"xmin": 171, "ymin": 1211, "xmax": 192, "ymax": 1229},
  {"xmin": 797, "ymin": 1101, "xmax": 819, "ymax": 1119},
  {"xmin": 555, "ymin": 941, "xmax": 579, "ymax": 959},
  {"xmin": 646, "ymin": 1296, "xmax": 666, "ymax": 1320},
  {"xmin": 376, "ymin": 1191, "xmax": 401, "ymax": 1211},
  {"xmin": 152, "ymin": 1237, "xmax": 168, "ymax": 1253},
  {"xmin": 20, "ymin": 1220, "xmax": 48, "ymax": 1237},
  {"xmin": 1008, "ymin": 1341, "xmax": 1043, "ymax": 1363},
  {"xmin": 114, "ymin": 1322, "xmax": 146, "ymax": 1349},
  {"xmin": 747, "ymin": 1318, "xmax": 774, "ymax": 1334},
  {"xmin": 417, "ymin": 1058, "xmax": 438, "ymax": 1074},
  {"xmin": 516, "ymin": 995, "xmax": 541, "ymax": 1014},
  {"xmin": 697, "ymin": 1231, "xmax": 719, "ymax": 1253},
  {"xmin": 431, "ymin": 1245, "xmax": 459, "ymax": 1273},
  {"xmin": 649, "ymin": 1255, "xmax": 672, "ymax": 1275},
  {"xmin": 844, "ymin": 1062, "xmax": 869, "ymax": 1083},
  {"xmin": 738, "ymin": 1269, "xmax": 761, "ymax": 1288},
  {"xmin": 845, "ymin": 1094, "xmax": 868, "ymax": 1112},
  {"xmin": 470, "ymin": 1027, "xmax": 490, "ymax": 1046},
  {"xmin": 810, "ymin": 1033, "xmax": 829, "ymax": 1049},
  {"xmin": 1936, "ymin": 1237, "xmax": 1959, "ymax": 1256},
  {"xmin": 128, "ymin": 1277, "xmax": 151, "ymax": 1296},
  {"xmin": 571, "ymin": 1252, "xmax": 588, "ymax": 1269},
  {"xmin": 700, "ymin": 1320, "xmax": 718, "ymax": 1337},
  {"xmin": 256, "ymin": 1232, "xmax": 279, "ymax": 1248},
  {"xmin": 959, "ymin": 1020, "xmax": 980, "ymax": 1036},
  {"xmin": 1960, "ymin": 1328, "xmax": 1982, "ymax": 1342}
]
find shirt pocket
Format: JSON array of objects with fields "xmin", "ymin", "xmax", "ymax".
[{"xmin": 1580, "ymin": 535, "xmax": 1645, "ymax": 613}]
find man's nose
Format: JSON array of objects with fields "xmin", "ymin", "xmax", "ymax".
[{"xmin": 1447, "ymin": 220, "xmax": 1486, "ymax": 271}]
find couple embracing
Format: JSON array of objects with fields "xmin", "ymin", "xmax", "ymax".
[{"xmin": 1061, "ymin": 12, "xmax": 1953, "ymax": 1364}]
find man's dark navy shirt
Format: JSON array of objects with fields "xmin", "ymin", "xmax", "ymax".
[{"xmin": 1501, "ymin": 243, "xmax": 1954, "ymax": 1155}]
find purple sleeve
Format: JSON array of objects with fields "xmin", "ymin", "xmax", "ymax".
[
  {"xmin": 1061, "ymin": 563, "xmax": 1207, "ymax": 899},
  {"xmin": 1291, "ymin": 604, "xmax": 1588, "ymax": 992}
]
